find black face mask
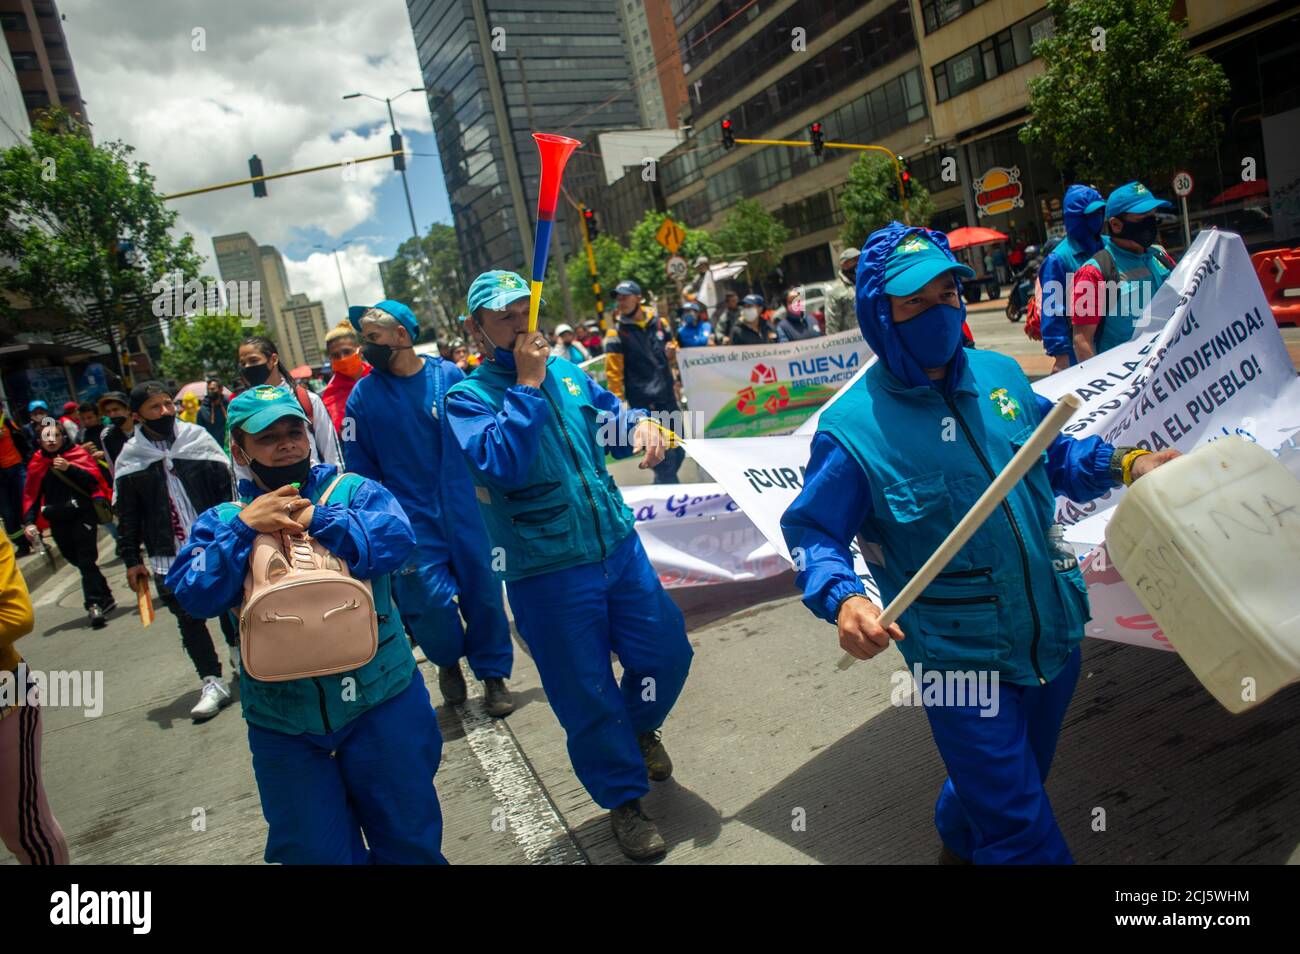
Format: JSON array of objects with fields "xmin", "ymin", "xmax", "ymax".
[
  {"xmin": 241, "ymin": 363, "xmax": 272, "ymax": 387},
  {"xmin": 109, "ymin": 416, "xmax": 128, "ymax": 429},
  {"xmin": 144, "ymin": 414, "xmax": 176, "ymax": 440},
  {"xmin": 249, "ymin": 457, "xmax": 312, "ymax": 491},
  {"xmin": 1114, "ymin": 215, "xmax": 1159, "ymax": 250},
  {"xmin": 362, "ymin": 341, "xmax": 412, "ymax": 372}
]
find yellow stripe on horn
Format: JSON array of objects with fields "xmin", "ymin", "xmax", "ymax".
[{"xmin": 527, "ymin": 280, "xmax": 544, "ymax": 332}]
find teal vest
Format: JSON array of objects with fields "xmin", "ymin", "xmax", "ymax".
[
  {"xmin": 818, "ymin": 350, "xmax": 1091, "ymax": 686},
  {"xmin": 213, "ymin": 473, "xmax": 414, "ymax": 736},
  {"xmin": 448, "ymin": 356, "xmax": 637, "ymax": 581},
  {"xmin": 1086, "ymin": 238, "xmax": 1172, "ymax": 353}
]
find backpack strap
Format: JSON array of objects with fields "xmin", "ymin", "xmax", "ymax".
[
  {"xmin": 1091, "ymin": 247, "xmax": 1118, "ymax": 284},
  {"xmin": 294, "ymin": 385, "xmax": 314, "ymax": 424},
  {"xmin": 316, "ymin": 471, "xmax": 350, "ymax": 506}
]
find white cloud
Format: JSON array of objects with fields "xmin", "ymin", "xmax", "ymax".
[{"xmin": 60, "ymin": 0, "xmax": 434, "ymax": 322}]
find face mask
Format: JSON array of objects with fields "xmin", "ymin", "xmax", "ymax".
[
  {"xmin": 894, "ymin": 303, "xmax": 964, "ymax": 370},
  {"xmin": 742, "ymin": 306, "xmax": 760, "ymax": 324},
  {"xmin": 332, "ymin": 351, "xmax": 364, "ymax": 378},
  {"xmin": 109, "ymin": 416, "xmax": 128, "ymax": 429},
  {"xmin": 144, "ymin": 413, "xmax": 176, "ymax": 440},
  {"xmin": 362, "ymin": 341, "xmax": 413, "ymax": 372},
  {"xmin": 1114, "ymin": 215, "xmax": 1158, "ymax": 249},
  {"xmin": 788, "ymin": 300, "xmax": 804, "ymax": 317},
  {"xmin": 241, "ymin": 363, "xmax": 272, "ymax": 387},
  {"xmin": 249, "ymin": 456, "xmax": 312, "ymax": 492}
]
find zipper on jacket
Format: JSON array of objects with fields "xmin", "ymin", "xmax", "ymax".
[
  {"xmin": 943, "ymin": 395, "xmax": 1046, "ymax": 684},
  {"xmin": 915, "ymin": 594, "xmax": 999, "ymax": 606},
  {"xmin": 312, "ymin": 677, "xmax": 332, "ymax": 734},
  {"xmin": 538, "ymin": 386, "xmax": 607, "ymax": 561},
  {"xmin": 907, "ymin": 565, "xmax": 993, "ymax": 579}
]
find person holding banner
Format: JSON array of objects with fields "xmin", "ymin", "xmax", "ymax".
[
  {"xmin": 782, "ymin": 222, "xmax": 1178, "ymax": 865},
  {"xmin": 342, "ymin": 299, "xmax": 514, "ymax": 716},
  {"xmin": 447, "ymin": 270, "xmax": 694, "ymax": 861},
  {"xmin": 675, "ymin": 301, "xmax": 712, "ymax": 348},
  {"xmin": 1038, "ymin": 185, "xmax": 1105, "ymax": 371},
  {"xmin": 1071, "ymin": 181, "xmax": 1176, "ymax": 361}
]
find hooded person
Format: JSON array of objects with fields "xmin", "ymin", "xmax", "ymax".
[
  {"xmin": 321, "ymin": 322, "xmax": 371, "ymax": 435},
  {"xmin": 781, "ymin": 222, "xmax": 1180, "ymax": 865},
  {"xmin": 674, "ymin": 301, "xmax": 712, "ymax": 348},
  {"xmin": 21, "ymin": 417, "xmax": 114, "ymax": 628},
  {"xmin": 445, "ymin": 269, "xmax": 693, "ymax": 861},
  {"xmin": 1070, "ymin": 181, "xmax": 1176, "ymax": 361},
  {"xmin": 165, "ymin": 385, "xmax": 445, "ymax": 865},
  {"xmin": 342, "ymin": 298, "xmax": 514, "ymax": 717},
  {"xmin": 1038, "ymin": 185, "xmax": 1105, "ymax": 370}
]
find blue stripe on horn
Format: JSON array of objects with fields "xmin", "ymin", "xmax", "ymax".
[{"xmin": 531, "ymin": 218, "xmax": 554, "ymax": 283}]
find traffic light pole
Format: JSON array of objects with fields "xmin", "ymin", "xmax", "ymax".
[
  {"xmin": 160, "ymin": 150, "xmax": 403, "ymax": 200},
  {"xmin": 577, "ymin": 202, "xmax": 605, "ymax": 327},
  {"xmin": 731, "ymin": 137, "xmax": 910, "ymax": 224}
]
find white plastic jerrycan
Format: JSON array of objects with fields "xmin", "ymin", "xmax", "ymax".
[{"xmin": 1105, "ymin": 437, "xmax": 1300, "ymax": 713}]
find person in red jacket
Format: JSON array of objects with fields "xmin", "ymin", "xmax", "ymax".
[
  {"xmin": 21, "ymin": 418, "xmax": 114, "ymax": 628},
  {"xmin": 321, "ymin": 322, "xmax": 371, "ymax": 435}
]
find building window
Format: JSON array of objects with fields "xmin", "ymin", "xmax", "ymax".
[
  {"xmin": 931, "ymin": 9, "xmax": 1054, "ymax": 104},
  {"xmin": 920, "ymin": 0, "xmax": 986, "ymax": 35}
]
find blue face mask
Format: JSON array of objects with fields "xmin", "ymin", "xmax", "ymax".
[
  {"xmin": 894, "ymin": 302, "xmax": 964, "ymax": 371},
  {"xmin": 1085, "ymin": 211, "xmax": 1104, "ymax": 239}
]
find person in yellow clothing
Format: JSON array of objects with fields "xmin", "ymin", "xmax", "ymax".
[{"xmin": 0, "ymin": 534, "xmax": 69, "ymax": 863}]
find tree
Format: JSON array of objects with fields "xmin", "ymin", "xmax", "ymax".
[
  {"xmin": 564, "ymin": 234, "xmax": 625, "ymax": 317},
  {"xmin": 0, "ymin": 109, "xmax": 205, "ymax": 374},
  {"xmin": 383, "ymin": 222, "xmax": 467, "ymax": 338},
  {"xmin": 1019, "ymin": 0, "xmax": 1230, "ymax": 185},
  {"xmin": 839, "ymin": 154, "xmax": 936, "ymax": 248},
  {"xmin": 619, "ymin": 211, "xmax": 718, "ymax": 302},
  {"xmin": 158, "ymin": 312, "xmax": 269, "ymax": 386},
  {"xmin": 711, "ymin": 199, "xmax": 788, "ymax": 280}
]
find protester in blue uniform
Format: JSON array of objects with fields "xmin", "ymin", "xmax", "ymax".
[
  {"xmin": 674, "ymin": 301, "xmax": 712, "ymax": 347},
  {"xmin": 781, "ymin": 223, "xmax": 1179, "ymax": 865},
  {"xmin": 343, "ymin": 300, "xmax": 514, "ymax": 716},
  {"xmin": 446, "ymin": 269, "xmax": 694, "ymax": 861},
  {"xmin": 1038, "ymin": 185, "xmax": 1105, "ymax": 371},
  {"xmin": 166, "ymin": 386, "xmax": 446, "ymax": 864}
]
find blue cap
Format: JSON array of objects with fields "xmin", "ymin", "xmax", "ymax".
[
  {"xmin": 614, "ymin": 279, "xmax": 642, "ymax": 297},
  {"xmin": 742, "ymin": 294, "xmax": 764, "ymax": 306},
  {"xmin": 1105, "ymin": 181, "xmax": 1172, "ymax": 218},
  {"xmin": 348, "ymin": 299, "xmax": 421, "ymax": 344},
  {"xmin": 882, "ymin": 232, "xmax": 976, "ymax": 296},
  {"xmin": 227, "ymin": 385, "xmax": 309, "ymax": 435},
  {"xmin": 465, "ymin": 270, "xmax": 536, "ymax": 318},
  {"xmin": 27, "ymin": 400, "xmax": 48, "ymax": 413}
]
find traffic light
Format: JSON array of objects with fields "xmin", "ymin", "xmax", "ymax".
[
  {"xmin": 583, "ymin": 207, "xmax": 599, "ymax": 240},
  {"xmin": 809, "ymin": 122, "xmax": 824, "ymax": 157},
  {"xmin": 249, "ymin": 155, "xmax": 267, "ymax": 198},
  {"xmin": 391, "ymin": 132, "xmax": 405, "ymax": 171},
  {"xmin": 721, "ymin": 117, "xmax": 735, "ymax": 150},
  {"xmin": 900, "ymin": 156, "xmax": 913, "ymax": 199}
]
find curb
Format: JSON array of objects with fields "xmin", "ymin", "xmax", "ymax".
[{"xmin": 17, "ymin": 544, "xmax": 64, "ymax": 593}]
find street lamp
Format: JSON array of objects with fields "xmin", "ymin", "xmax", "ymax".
[
  {"xmin": 343, "ymin": 86, "xmax": 441, "ymax": 330},
  {"xmin": 313, "ymin": 239, "xmax": 353, "ymax": 308}
]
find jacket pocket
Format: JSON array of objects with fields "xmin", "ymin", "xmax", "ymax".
[
  {"xmin": 1052, "ymin": 565, "xmax": 1091, "ymax": 628},
  {"xmin": 512, "ymin": 505, "xmax": 577, "ymax": 558},
  {"xmin": 882, "ymin": 471, "xmax": 951, "ymax": 523},
  {"xmin": 911, "ymin": 587, "xmax": 1002, "ymax": 665}
]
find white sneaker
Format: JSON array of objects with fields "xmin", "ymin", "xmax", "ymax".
[
  {"xmin": 190, "ymin": 677, "xmax": 232, "ymax": 720},
  {"xmin": 229, "ymin": 646, "xmax": 241, "ymax": 677}
]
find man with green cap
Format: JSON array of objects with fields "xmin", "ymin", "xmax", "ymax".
[
  {"xmin": 342, "ymin": 299, "xmax": 514, "ymax": 716},
  {"xmin": 166, "ymin": 385, "xmax": 446, "ymax": 864},
  {"xmin": 446, "ymin": 270, "xmax": 693, "ymax": 861}
]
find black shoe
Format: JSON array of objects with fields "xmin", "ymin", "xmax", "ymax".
[
  {"xmin": 101, "ymin": 598, "xmax": 118, "ymax": 615},
  {"xmin": 438, "ymin": 664, "xmax": 468, "ymax": 706},
  {"xmin": 88, "ymin": 605, "xmax": 107, "ymax": 630},
  {"xmin": 610, "ymin": 799, "xmax": 666, "ymax": 860},
  {"xmin": 638, "ymin": 730, "xmax": 673, "ymax": 781},
  {"xmin": 482, "ymin": 677, "xmax": 514, "ymax": 717}
]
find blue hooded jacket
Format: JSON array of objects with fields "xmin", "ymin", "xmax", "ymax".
[
  {"xmin": 1039, "ymin": 185, "xmax": 1104, "ymax": 363},
  {"xmin": 782, "ymin": 221, "xmax": 1118, "ymax": 685}
]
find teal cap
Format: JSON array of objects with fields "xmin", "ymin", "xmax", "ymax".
[
  {"xmin": 1105, "ymin": 181, "xmax": 1172, "ymax": 218},
  {"xmin": 466, "ymin": 270, "xmax": 539, "ymax": 317},
  {"xmin": 882, "ymin": 233, "xmax": 976, "ymax": 296},
  {"xmin": 227, "ymin": 385, "xmax": 308, "ymax": 435}
]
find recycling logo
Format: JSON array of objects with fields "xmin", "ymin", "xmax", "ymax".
[{"xmin": 735, "ymin": 362, "xmax": 790, "ymax": 416}]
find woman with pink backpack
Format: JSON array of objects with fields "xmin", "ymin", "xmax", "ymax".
[{"xmin": 165, "ymin": 385, "xmax": 445, "ymax": 864}]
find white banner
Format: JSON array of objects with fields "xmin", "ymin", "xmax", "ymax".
[
  {"xmin": 675, "ymin": 230, "xmax": 1300, "ymax": 651},
  {"xmin": 676, "ymin": 330, "xmax": 871, "ymax": 437}
]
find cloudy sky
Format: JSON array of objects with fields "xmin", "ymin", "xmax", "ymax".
[{"xmin": 61, "ymin": 0, "xmax": 453, "ymax": 326}]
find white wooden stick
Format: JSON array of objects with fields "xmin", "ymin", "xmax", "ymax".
[{"xmin": 836, "ymin": 393, "xmax": 1083, "ymax": 670}]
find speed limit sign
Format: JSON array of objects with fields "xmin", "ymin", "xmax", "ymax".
[
  {"xmin": 1172, "ymin": 171, "xmax": 1194, "ymax": 197},
  {"xmin": 665, "ymin": 255, "xmax": 688, "ymax": 282}
]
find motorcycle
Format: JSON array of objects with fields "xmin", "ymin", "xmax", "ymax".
[{"xmin": 1004, "ymin": 245, "xmax": 1042, "ymax": 323}]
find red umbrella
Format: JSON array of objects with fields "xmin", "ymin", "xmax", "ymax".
[
  {"xmin": 945, "ymin": 226, "xmax": 1009, "ymax": 250},
  {"xmin": 1209, "ymin": 179, "xmax": 1268, "ymax": 207},
  {"xmin": 288, "ymin": 364, "xmax": 314, "ymax": 380}
]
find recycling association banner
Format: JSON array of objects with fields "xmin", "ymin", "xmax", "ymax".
[
  {"xmin": 673, "ymin": 230, "xmax": 1300, "ymax": 651},
  {"xmin": 676, "ymin": 330, "xmax": 871, "ymax": 437}
]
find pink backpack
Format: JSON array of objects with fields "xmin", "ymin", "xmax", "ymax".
[{"xmin": 237, "ymin": 473, "xmax": 378, "ymax": 682}]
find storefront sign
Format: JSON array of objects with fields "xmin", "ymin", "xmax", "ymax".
[{"xmin": 974, "ymin": 165, "xmax": 1024, "ymax": 217}]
